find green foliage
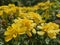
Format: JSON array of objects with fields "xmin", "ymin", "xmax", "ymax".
[{"xmin": 0, "ymin": 0, "xmax": 56, "ymax": 6}]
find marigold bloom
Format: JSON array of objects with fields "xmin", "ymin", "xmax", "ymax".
[
  {"xmin": 27, "ymin": 12, "xmax": 44, "ymax": 24},
  {"xmin": 37, "ymin": 22, "xmax": 60, "ymax": 39},
  {"xmin": 4, "ymin": 18, "xmax": 36, "ymax": 42}
]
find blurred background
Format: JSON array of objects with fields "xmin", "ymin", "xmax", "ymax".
[{"xmin": 0, "ymin": 0, "xmax": 59, "ymax": 6}]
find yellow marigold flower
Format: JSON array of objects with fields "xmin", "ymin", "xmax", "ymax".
[
  {"xmin": 12, "ymin": 21, "xmax": 27, "ymax": 35},
  {"xmin": 37, "ymin": 22, "xmax": 60, "ymax": 39},
  {"xmin": 4, "ymin": 22, "xmax": 26, "ymax": 42},
  {"xmin": 19, "ymin": 12, "xmax": 44, "ymax": 24},
  {"xmin": 4, "ymin": 26, "xmax": 17, "ymax": 42},
  {"xmin": 1, "ymin": 6, "xmax": 8, "ymax": 10},
  {"xmin": 56, "ymin": 14, "xmax": 60, "ymax": 18},
  {"xmin": 27, "ymin": 12, "xmax": 43, "ymax": 24},
  {"xmin": 14, "ymin": 18, "xmax": 36, "ymax": 37},
  {"xmin": 3, "ymin": 7, "xmax": 17, "ymax": 14},
  {"xmin": 42, "ymin": 22, "xmax": 59, "ymax": 31}
]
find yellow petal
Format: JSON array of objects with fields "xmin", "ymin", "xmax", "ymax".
[
  {"xmin": 13, "ymin": 34, "xmax": 17, "ymax": 38},
  {"xmin": 48, "ymin": 33, "xmax": 56, "ymax": 39},
  {"xmin": 37, "ymin": 31, "xmax": 45, "ymax": 36},
  {"xmin": 17, "ymin": 27, "xmax": 26, "ymax": 35},
  {"xmin": 32, "ymin": 29, "xmax": 36, "ymax": 34},
  {"xmin": 26, "ymin": 32, "xmax": 32, "ymax": 37},
  {"xmin": 4, "ymin": 31, "xmax": 10, "ymax": 35},
  {"xmin": 5, "ymin": 36, "xmax": 12, "ymax": 42},
  {"xmin": 0, "ymin": 11, "xmax": 3, "ymax": 16}
]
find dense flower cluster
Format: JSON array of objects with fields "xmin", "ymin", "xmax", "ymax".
[
  {"xmin": 19, "ymin": 1, "xmax": 54, "ymax": 12},
  {"xmin": 0, "ymin": 1, "xmax": 60, "ymax": 45},
  {"xmin": 0, "ymin": 4, "xmax": 19, "ymax": 16}
]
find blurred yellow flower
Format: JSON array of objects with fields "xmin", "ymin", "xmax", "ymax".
[
  {"xmin": 1, "ymin": 6, "xmax": 8, "ymax": 10},
  {"xmin": 4, "ymin": 26, "xmax": 17, "ymax": 42},
  {"xmin": 0, "ymin": 11, "xmax": 3, "ymax": 16},
  {"xmin": 19, "ymin": 12, "xmax": 44, "ymax": 24},
  {"xmin": 56, "ymin": 14, "xmax": 60, "ymax": 18},
  {"xmin": 8, "ymin": 4, "xmax": 15, "ymax": 7},
  {"xmin": 4, "ymin": 17, "xmax": 36, "ymax": 42},
  {"xmin": 27, "ymin": 12, "xmax": 43, "ymax": 24},
  {"xmin": 19, "ymin": 18, "xmax": 36, "ymax": 37},
  {"xmin": 42, "ymin": 22, "xmax": 59, "ymax": 31},
  {"xmin": 4, "ymin": 23, "xmax": 26, "ymax": 42},
  {"xmin": 37, "ymin": 22, "xmax": 60, "ymax": 39}
]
